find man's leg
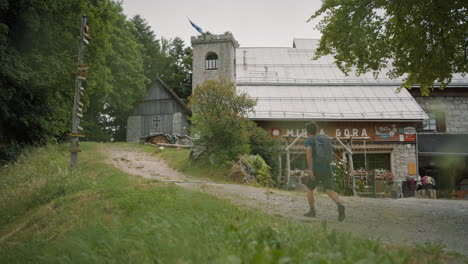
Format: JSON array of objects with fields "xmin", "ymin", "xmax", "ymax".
[
  {"xmin": 304, "ymin": 188, "xmax": 317, "ymax": 217},
  {"xmin": 307, "ymin": 188, "xmax": 315, "ymax": 208},
  {"xmin": 325, "ymin": 189, "xmax": 341, "ymax": 203},
  {"xmin": 325, "ymin": 189, "xmax": 346, "ymax": 222}
]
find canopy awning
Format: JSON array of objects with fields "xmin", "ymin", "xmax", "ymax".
[{"xmin": 418, "ymin": 134, "xmax": 468, "ymax": 156}]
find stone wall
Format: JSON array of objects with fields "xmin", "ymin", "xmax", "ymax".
[
  {"xmin": 393, "ymin": 144, "xmax": 417, "ymax": 182},
  {"xmin": 126, "ymin": 116, "xmax": 142, "ymax": 142},
  {"xmin": 416, "ymin": 97, "xmax": 468, "ymax": 134},
  {"xmin": 191, "ymin": 33, "xmax": 238, "ymax": 92}
]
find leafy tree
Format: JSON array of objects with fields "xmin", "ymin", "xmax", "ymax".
[
  {"xmin": 0, "ymin": 0, "xmax": 83, "ymax": 162},
  {"xmin": 310, "ymin": 0, "xmax": 468, "ymax": 95},
  {"xmin": 130, "ymin": 18, "xmax": 192, "ymax": 100},
  {"xmin": 130, "ymin": 15, "xmax": 168, "ymax": 88},
  {"xmin": 189, "ymin": 79, "xmax": 255, "ymax": 164},
  {"xmin": 0, "ymin": 0, "xmax": 148, "ymax": 160},
  {"xmin": 84, "ymin": 11, "xmax": 147, "ymax": 142},
  {"xmin": 0, "ymin": 0, "xmax": 193, "ymax": 162},
  {"xmin": 161, "ymin": 37, "xmax": 193, "ymax": 100}
]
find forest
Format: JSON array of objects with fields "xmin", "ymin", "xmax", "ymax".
[{"xmin": 0, "ymin": 0, "xmax": 192, "ymax": 163}]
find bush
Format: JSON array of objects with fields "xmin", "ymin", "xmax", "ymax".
[
  {"xmin": 246, "ymin": 122, "xmax": 282, "ymax": 184},
  {"xmin": 332, "ymin": 160, "xmax": 353, "ymax": 195},
  {"xmin": 227, "ymin": 155, "xmax": 274, "ymax": 186},
  {"xmin": 188, "ymin": 79, "xmax": 255, "ymax": 164},
  {"xmin": 0, "ymin": 141, "xmax": 25, "ymax": 165}
]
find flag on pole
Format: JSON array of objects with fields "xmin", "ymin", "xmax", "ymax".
[{"xmin": 188, "ymin": 18, "xmax": 204, "ymax": 34}]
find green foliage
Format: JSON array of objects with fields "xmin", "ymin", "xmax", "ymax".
[
  {"xmin": 0, "ymin": 0, "xmax": 81, "ymax": 162},
  {"xmin": 129, "ymin": 15, "xmax": 166, "ymax": 88},
  {"xmin": 130, "ymin": 16, "xmax": 193, "ymax": 101},
  {"xmin": 247, "ymin": 122, "xmax": 282, "ymax": 183},
  {"xmin": 159, "ymin": 36, "xmax": 193, "ymax": 100},
  {"xmin": 189, "ymin": 79, "xmax": 256, "ymax": 164},
  {"xmin": 0, "ymin": 143, "xmax": 462, "ymax": 263},
  {"xmin": 83, "ymin": 9, "xmax": 148, "ymax": 142},
  {"xmin": 239, "ymin": 154, "xmax": 274, "ymax": 186},
  {"xmin": 0, "ymin": 0, "xmax": 193, "ymax": 159},
  {"xmin": 332, "ymin": 160, "xmax": 353, "ymax": 196},
  {"xmin": 310, "ymin": 0, "xmax": 468, "ymax": 95},
  {"xmin": 0, "ymin": 144, "xmax": 90, "ymax": 226}
]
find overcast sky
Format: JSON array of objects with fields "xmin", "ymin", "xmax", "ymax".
[{"xmin": 121, "ymin": 0, "xmax": 323, "ymax": 48}]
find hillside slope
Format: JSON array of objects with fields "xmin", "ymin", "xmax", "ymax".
[{"xmin": 0, "ymin": 143, "xmax": 464, "ymax": 263}]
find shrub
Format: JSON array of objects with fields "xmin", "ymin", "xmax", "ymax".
[
  {"xmin": 0, "ymin": 141, "xmax": 25, "ymax": 165},
  {"xmin": 188, "ymin": 79, "xmax": 255, "ymax": 164},
  {"xmin": 332, "ymin": 160, "xmax": 353, "ymax": 195},
  {"xmin": 246, "ymin": 122, "xmax": 282, "ymax": 184},
  {"xmin": 227, "ymin": 155, "xmax": 274, "ymax": 186}
]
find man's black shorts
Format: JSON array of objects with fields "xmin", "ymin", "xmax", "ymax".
[{"xmin": 306, "ymin": 164, "xmax": 334, "ymax": 191}]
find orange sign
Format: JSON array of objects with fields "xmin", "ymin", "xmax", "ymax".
[{"xmin": 408, "ymin": 162, "xmax": 417, "ymax": 175}]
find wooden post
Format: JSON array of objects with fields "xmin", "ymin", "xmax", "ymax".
[
  {"xmin": 349, "ymin": 152, "xmax": 356, "ymax": 196},
  {"xmin": 286, "ymin": 148, "xmax": 291, "ymax": 190},
  {"xmin": 283, "ymin": 132, "xmax": 305, "ymax": 190},
  {"xmin": 373, "ymin": 170, "xmax": 377, "ymax": 198},
  {"xmin": 277, "ymin": 153, "xmax": 282, "ymax": 187},
  {"xmin": 70, "ymin": 15, "xmax": 87, "ymax": 169},
  {"xmin": 346, "ymin": 137, "xmax": 353, "ymax": 188}
]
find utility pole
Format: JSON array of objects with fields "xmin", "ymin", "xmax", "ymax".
[{"xmin": 70, "ymin": 15, "xmax": 90, "ymax": 169}]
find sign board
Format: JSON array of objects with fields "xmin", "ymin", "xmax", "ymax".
[
  {"xmin": 374, "ymin": 124, "xmax": 399, "ymax": 141},
  {"xmin": 402, "ymin": 126, "xmax": 416, "ymax": 142},
  {"xmin": 408, "ymin": 162, "xmax": 417, "ymax": 175},
  {"xmin": 257, "ymin": 121, "xmax": 418, "ymax": 143},
  {"xmin": 271, "ymin": 128, "xmax": 281, "ymax": 137}
]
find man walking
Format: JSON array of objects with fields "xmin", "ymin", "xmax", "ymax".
[{"xmin": 303, "ymin": 122, "xmax": 345, "ymax": 222}]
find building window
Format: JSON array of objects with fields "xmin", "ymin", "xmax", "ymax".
[
  {"xmin": 353, "ymin": 153, "xmax": 391, "ymax": 171},
  {"xmin": 422, "ymin": 111, "xmax": 446, "ymax": 132},
  {"xmin": 205, "ymin": 52, "xmax": 218, "ymax": 70},
  {"xmin": 422, "ymin": 113, "xmax": 437, "ymax": 131}
]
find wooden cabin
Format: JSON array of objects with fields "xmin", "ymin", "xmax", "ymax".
[{"xmin": 126, "ymin": 78, "xmax": 191, "ymax": 143}]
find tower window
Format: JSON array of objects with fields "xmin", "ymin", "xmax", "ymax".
[{"xmin": 205, "ymin": 52, "xmax": 218, "ymax": 70}]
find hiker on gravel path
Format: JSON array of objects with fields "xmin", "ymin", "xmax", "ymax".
[{"xmin": 303, "ymin": 122, "xmax": 346, "ymax": 222}]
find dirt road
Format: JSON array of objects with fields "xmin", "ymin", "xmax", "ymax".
[{"xmin": 108, "ymin": 146, "xmax": 468, "ymax": 256}]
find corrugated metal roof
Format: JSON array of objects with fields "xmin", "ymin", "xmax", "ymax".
[
  {"xmin": 236, "ymin": 41, "xmax": 468, "ymax": 86},
  {"xmin": 234, "ymin": 39, "xmax": 467, "ymax": 121},
  {"xmin": 237, "ymin": 85, "xmax": 428, "ymax": 120},
  {"xmin": 236, "ymin": 46, "xmax": 401, "ymax": 85}
]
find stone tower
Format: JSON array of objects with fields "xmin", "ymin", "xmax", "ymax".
[{"xmin": 191, "ymin": 33, "xmax": 239, "ymax": 93}]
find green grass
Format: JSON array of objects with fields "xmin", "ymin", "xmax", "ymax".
[{"xmin": 0, "ymin": 143, "xmax": 465, "ymax": 263}]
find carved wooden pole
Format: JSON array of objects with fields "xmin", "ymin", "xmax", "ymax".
[{"xmin": 70, "ymin": 15, "xmax": 89, "ymax": 169}]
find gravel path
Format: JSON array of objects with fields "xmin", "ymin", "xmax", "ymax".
[{"xmin": 108, "ymin": 146, "xmax": 468, "ymax": 256}]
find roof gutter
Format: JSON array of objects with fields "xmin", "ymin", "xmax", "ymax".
[
  {"xmin": 236, "ymin": 82, "xmax": 403, "ymax": 87},
  {"xmin": 236, "ymin": 82, "xmax": 468, "ymax": 87},
  {"xmin": 248, "ymin": 118, "xmax": 425, "ymax": 122}
]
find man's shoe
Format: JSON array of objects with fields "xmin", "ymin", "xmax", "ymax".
[
  {"xmin": 338, "ymin": 204, "xmax": 345, "ymax": 222},
  {"xmin": 304, "ymin": 208, "xmax": 316, "ymax": 218}
]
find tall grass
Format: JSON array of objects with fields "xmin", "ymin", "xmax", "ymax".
[
  {"xmin": 0, "ymin": 144, "xmax": 91, "ymax": 226},
  {"xmin": 0, "ymin": 143, "xmax": 464, "ymax": 263}
]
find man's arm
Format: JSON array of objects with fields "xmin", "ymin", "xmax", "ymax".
[{"xmin": 306, "ymin": 146, "xmax": 315, "ymax": 180}]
